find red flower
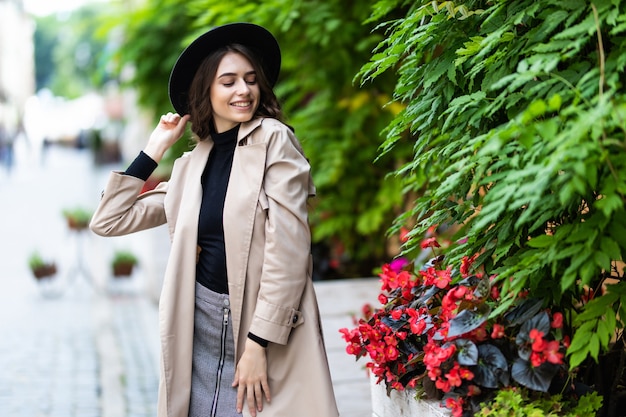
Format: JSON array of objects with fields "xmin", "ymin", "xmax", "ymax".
[
  {"xmin": 391, "ymin": 381, "xmax": 404, "ymax": 391},
  {"xmin": 396, "ymin": 271, "xmax": 413, "ymax": 291},
  {"xmin": 459, "ymin": 367, "xmax": 474, "ymax": 381},
  {"xmin": 544, "ymin": 340, "xmax": 564, "ymax": 364},
  {"xmin": 362, "ymin": 303, "xmax": 373, "ymax": 320},
  {"xmin": 490, "ymin": 284, "xmax": 500, "ymax": 300},
  {"xmin": 445, "ymin": 397, "xmax": 464, "ymax": 417},
  {"xmin": 390, "ymin": 308, "xmax": 403, "ymax": 320},
  {"xmin": 563, "ymin": 335, "xmax": 571, "ymax": 348},
  {"xmin": 460, "ymin": 254, "xmax": 478, "ymax": 277},
  {"xmin": 551, "ymin": 312, "xmax": 563, "ymax": 329},
  {"xmin": 407, "ymin": 308, "xmax": 427, "ymax": 335},
  {"xmin": 339, "ymin": 327, "xmax": 364, "ymax": 356},
  {"xmin": 384, "ymin": 345, "xmax": 399, "ymax": 361},
  {"xmin": 378, "ymin": 293, "xmax": 388, "ymax": 305},
  {"xmin": 530, "ymin": 351, "xmax": 543, "ymax": 367},
  {"xmin": 491, "ymin": 323, "xmax": 505, "ymax": 339},
  {"xmin": 436, "ymin": 378, "xmax": 451, "ymax": 392},
  {"xmin": 399, "ymin": 227, "xmax": 410, "ymax": 243},
  {"xmin": 420, "ymin": 267, "xmax": 437, "ymax": 286},
  {"xmin": 434, "ymin": 267, "xmax": 452, "ymax": 289},
  {"xmin": 467, "ymin": 384, "xmax": 481, "ymax": 396},
  {"xmin": 420, "ymin": 237, "xmax": 441, "ymax": 249},
  {"xmin": 530, "ymin": 329, "xmax": 547, "ymax": 352},
  {"xmin": 446, "ymin": 365, "xmax": 463, "ymax": 387}
]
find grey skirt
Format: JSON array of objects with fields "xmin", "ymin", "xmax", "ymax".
[{"xmin": 189, "ymin": 282, "xmax": 242, "ymax": 417}]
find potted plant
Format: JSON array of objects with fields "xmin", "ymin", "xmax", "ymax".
[
  {"xmin": 341, "ymin": 237, "xmax": 603, "ymax": 417},
  {"xmin": 28, "ymin": 251, "xmax": 57, "ymax": 280},
  {"xmin": 62, "ymin": 207, "xmax": 93, "ymax": 230},
  {"xmin": 111, "ymin": 250, "xmax": 138, "ymax": 277}
]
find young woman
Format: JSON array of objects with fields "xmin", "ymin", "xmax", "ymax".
[{"xmin": 90, "ymin": 23, "xmax": 339, "ymax": 417}]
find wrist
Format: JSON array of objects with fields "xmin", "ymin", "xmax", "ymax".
[
  {"xmin": 246, "ymin": 336, "xmax": 268, "ymax": 350},
  {"xmin": 247, "ymin": 332, "xmax": 269, "ymax": 348},
  {"xmin": 143, "ymin": 141, "xmax": 169, "ymax": 163}
]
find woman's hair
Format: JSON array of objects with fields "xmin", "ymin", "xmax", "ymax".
[{"xmin": 187, "ymin": 43, "xmax": 283, "ymax": 140}]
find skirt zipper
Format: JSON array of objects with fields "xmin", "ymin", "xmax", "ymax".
[{"xmin": 210, "ymin": 305, "xmax": 230, "ymax": 417}]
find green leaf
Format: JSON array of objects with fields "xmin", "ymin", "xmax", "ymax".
[
  {"xmin": 597, "ymin": 317, "xmax": 611, "ymax": 349},
  {"xmin": 593, "ymin": 250, "xmax": 611, "ymax": 270},
  {"xmin": 600, "ymin": 236, "xmax": 622, "ymax": 261},
  {"xmin": 568, "ymin": 349, "xmax": 589, "ymax": 369},
  {"xmin": 588, "ymin": 333, "xmax": 600, "ymax": 361},
  {"xmin": 526, "ymin": 234, "xmax": 553, "ymax": 248}
]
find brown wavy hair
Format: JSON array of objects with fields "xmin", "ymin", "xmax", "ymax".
[{"xmin": 187, "ymin": 43, "xmax": 283, "ymax": 140}]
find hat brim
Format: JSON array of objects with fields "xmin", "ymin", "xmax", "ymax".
[{"xmin": 168, "ymin": 22, "xmax": 281, "ymax": 115}]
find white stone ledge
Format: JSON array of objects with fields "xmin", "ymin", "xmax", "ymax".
[{"xmin": 371, "ymin": 375, "xmax": 450, "ymax": 417}]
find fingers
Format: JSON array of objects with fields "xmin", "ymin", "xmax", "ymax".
[
  {"xmin": 262, "ymin": 379, "xmax": 271, "ymax": 402},
  {"xmin": 160, "ymin": 112, "xmax": 189, "ymax": 128},
  {"xmin": 233, "ymin": 341, "xmax": 270, "ymax": 415},
  {"xmin": 233, "ymin": 373, "xmax": 270, "ymax": 416},
  {"xmin": 247, "ymin": 383, "xmax": 257, "ymax": 415}
]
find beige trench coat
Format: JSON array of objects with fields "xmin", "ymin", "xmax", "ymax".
[{"xmin": 90, "ymin": 118, "xmax": 339, "ymax": 417}]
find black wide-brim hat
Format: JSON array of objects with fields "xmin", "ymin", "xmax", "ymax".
[{"xmin": 168, "ymin": 22, "xmax": 281, "ymax": 115}]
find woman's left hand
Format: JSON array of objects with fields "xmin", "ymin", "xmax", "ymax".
[{"xmin": 233, "ymin": 338, "xmax": 271, "ymax": 416}]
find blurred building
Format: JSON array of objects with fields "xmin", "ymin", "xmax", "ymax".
[{"xmin": 0, "ymin": 0, "xmax": 35, "ymax": 138}]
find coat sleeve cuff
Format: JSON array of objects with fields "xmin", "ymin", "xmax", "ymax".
[{"xmin": 247, "ymin": 298, "xmax": 305, "ymax": 345}]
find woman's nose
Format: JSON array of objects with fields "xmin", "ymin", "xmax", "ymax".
[{"xmin": 236, "ymin": 79, "xmax": 250, "ymax": 94}]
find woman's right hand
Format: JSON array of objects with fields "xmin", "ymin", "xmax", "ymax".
[{"xmin": 143, "ymin": 112, "xmax": 190, "ymax": 163}]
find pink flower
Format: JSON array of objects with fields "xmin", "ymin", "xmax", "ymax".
[{"xmin": 390, "ymin": 257, "xmax": 409, "ymax": 273}]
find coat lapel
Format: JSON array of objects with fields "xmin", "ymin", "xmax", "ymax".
[
  {"xmin": 224, "ymin": 118, "xmax": 266, "ymax": 348},
  {"xmin": 159, "ymin": 140, "xmax": 211, "ymax": 417}
]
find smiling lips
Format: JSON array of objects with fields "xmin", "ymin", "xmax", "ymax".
[{"xmin": 231, "ymin": 101, "xmax": 252, "ymax": 108}]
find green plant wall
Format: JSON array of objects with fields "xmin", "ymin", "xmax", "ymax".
[{"xmin": 359, "ymin": 0, "xmax": 626, "ymax": 372}]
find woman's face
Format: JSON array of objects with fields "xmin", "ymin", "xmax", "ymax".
[{"xmin": 210, "ymin": 52, "xmax": 260, "ymax": 133}]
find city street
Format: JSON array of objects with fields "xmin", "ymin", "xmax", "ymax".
[{"xmin": 0, "ymin": 140, "xmax": 380, "ymax": 416}]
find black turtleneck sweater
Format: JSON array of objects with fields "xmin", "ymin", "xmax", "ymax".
[{"xmin": 195, "ymin": 124, "xmax": 238, "ymax": 293}]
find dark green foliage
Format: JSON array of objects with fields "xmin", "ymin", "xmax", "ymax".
[
  {"xmin": 473, "ymin": 344, "xmax": 509, "ymax": 389},
  {"xmin": 359, "ymin": 0, "xmax": 626, "ymax": 375},
  {"xmin": 33, "ymin": 5, "xmax": 110, "ymax": 97}
]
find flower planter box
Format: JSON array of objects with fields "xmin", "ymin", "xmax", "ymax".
[
  {"xmin": 371, "ymin": 376, "xmax": 450, "ymax": 417},
  {"xmin": 112, "ymin": 263, "xmax": 134, "ymax": 277}
]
